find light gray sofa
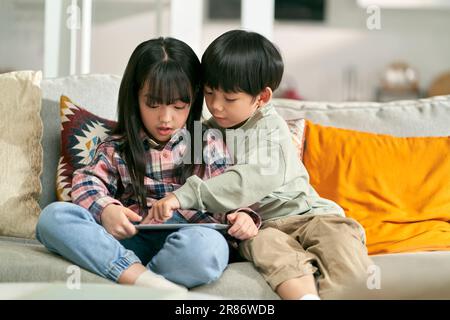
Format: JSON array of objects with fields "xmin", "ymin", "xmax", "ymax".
[{"xmin": 1, "ymin": 74, "xmax": 450, "ymax": 299}]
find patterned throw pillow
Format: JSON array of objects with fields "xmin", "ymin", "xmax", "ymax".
[
  {"xmin": 56, "ymin": 95, "xmax": 117, "ymax": 201},
  {"xmin": 286, "ymin": 118, "xmax": 306, "ymax": 161}
]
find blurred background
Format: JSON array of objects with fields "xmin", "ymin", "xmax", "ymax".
[{"xmin": 1, "ymin": 0, "xmax": 450, "ymax": 102}]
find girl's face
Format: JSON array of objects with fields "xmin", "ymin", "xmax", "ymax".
[
  {"xmin": 203, "ymin": 86, "xmax": 260, "ymax": 128},
  {"xmin": 139, "ymin": 83, "xmax": 191, "ymax": 143}
]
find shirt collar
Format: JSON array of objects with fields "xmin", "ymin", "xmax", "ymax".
[
  {"xmin": 140, "ymin": 127, "xmax": 186, "ymax": 151},
  {"xmin": 232, "ymin": 102, "xmax": 274, "ymax": 131}
]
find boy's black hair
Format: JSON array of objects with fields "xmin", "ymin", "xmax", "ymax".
[
  {"xmin": 201, "ymin": 29, "xmax": 284, "ymax": 96},
  {"xmin": 113, "ymin": 37, "xmax": 203, "ymax": 215}
]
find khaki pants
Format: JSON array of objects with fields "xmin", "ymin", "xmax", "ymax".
[{"xmin": 239, "ymin": 214, "xmax": 374, "ymax": 299}]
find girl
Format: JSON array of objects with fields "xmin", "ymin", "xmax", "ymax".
[{"xmin": 36, "ymin": 37, "xmax": 259, "ymax": 292}]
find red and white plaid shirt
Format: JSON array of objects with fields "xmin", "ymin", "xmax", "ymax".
[{"xmin": 71, "ymin": 128, "xmax": 261, "ymax": 227}]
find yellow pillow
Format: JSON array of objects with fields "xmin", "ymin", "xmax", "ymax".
[{"xmin": 303, "ymin": 120, "xmax": 450, "ymax": 255}]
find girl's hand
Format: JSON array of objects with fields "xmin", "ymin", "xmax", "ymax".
[
  {"xmin": 227, "ymin": 211, "xmax": 258, "ymax": 240},
  {"xmin": 101, "ymin": 204, "xmax": 142, "ymax": 240},
  {"xmin": 141, "ymin": 193, "xmax": 180, "ymax": 224}
]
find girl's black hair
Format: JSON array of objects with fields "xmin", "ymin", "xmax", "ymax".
[
  {"xmin": 113, "ymin": 37, "xmax": 203, "ymax": 215},
  {"xmin": 201, "ymin": 29, "xmax": 284, "ymax": 96}
]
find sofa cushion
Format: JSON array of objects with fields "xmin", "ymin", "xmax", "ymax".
[
  {"xmin": 0, "ymin": 71, "xmax": 43, "ymax": 239},
  {"xmin": 0, "ymin": 235, "xmax": 276, "ymax": 298},
  {"xmin": 3, "ymin": 237, "xmax": 450, "ymax": 299},
  {"xmin": 193, "ymin": 251, "xmax": 450, "ymax": 300},
  {"xmin": 192, "ymin": 262, "xmax": 279, "ymax": 299},
  {"xmin": 272, "ymin": 95, "xmax": 450, "ymax": 137},
  {"xmin": 341, "ymin": 251, "xmax": 450, "ymax": 299},
  {"xmin": 57, "ymin": 96, "xmax": 116, "ymax": 201},
  {"xmin": 40, "ymin": 74, "xmax": 121, "ymax": 209},
  {"xmin": 0, "ymin": 236, "xmax": 109, "ymax": 284},
  {"xmin": 303, "ymin": 120, "xmax": 450, "ymax": 255},
  {"xmin": 0, "ymin": 282, "xmax": 210, "ymax": 300}
]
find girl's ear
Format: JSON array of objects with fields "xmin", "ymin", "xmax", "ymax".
[{"xmin": 257, "ymin": 87, "xmax": 273, "ymax": 107}]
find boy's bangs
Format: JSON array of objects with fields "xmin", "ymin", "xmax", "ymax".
[
  {"xmin": 145, "ymin": 62, "xmax": 192, "ymax": 105},
  {"xmin": 203, "ymin": 57, "xmax": 252, "ymax": 94}
]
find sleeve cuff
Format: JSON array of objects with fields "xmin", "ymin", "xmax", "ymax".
[
  {"xmin": 173, "ymin": 175, "xmax": 204, "ymax": 210},
  {"xmin": 90, "ymin": 196, "xmax": 122, "ymax": 224}
]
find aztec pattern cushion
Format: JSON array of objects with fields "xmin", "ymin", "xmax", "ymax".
[{"xmin": 56, "ymin": 96, "xmax": 116, "ymax": 201}]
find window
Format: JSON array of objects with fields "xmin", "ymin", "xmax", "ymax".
[{"xmin": 207, "ymin": 0, "xmax": 326, "ymax": 21}]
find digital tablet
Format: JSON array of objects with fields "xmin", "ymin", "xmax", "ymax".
[{"xmin": 135, "ymin": 223, "xmax": 230, "ymax": 230}]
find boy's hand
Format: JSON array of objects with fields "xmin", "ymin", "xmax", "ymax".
[
  {"xmin": 227, "ymin": 211, "xmax": 258, "ymax": 240},
  {"xmin": 101, "ymin": 204, "xmax": 142, "ymax": 240},
  {"xmin": 141, "ymin": 193, "xmax": 180, "ymax": 224}
]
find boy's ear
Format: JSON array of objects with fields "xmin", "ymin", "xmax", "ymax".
[{"xmin": 258, "ymin": 87, "xmax": 273, "ymax": 107}]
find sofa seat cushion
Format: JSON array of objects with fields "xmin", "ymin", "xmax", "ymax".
[
  {"xmin": 0, "ymin": 237, "xmax": 110, "ymax": 284},
  {"xmin": 0, "ymin": 282, "xmax": 219, "ymax": 300},
  {"xmin": 0, "ymin": 235, "xmax": 276, "ymax": 298},
  {"xmin": 193, "ymin": 252, "xmax": 450, "ymax": 300},
  {"xmin": 192, "ymin": 262, "xmax": 279, "ymax": 299},
  {"xmin": 360, "ymin": 252, "xmax": 450, "ymax": 299},
  {"xmin": 2, "ymin": 236, "xmax": 450, "ymax": 299}
]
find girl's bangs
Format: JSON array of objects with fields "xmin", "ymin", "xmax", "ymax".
[{"xmin": 144, "ymin": 62, "xmax": 193, "ymax": 106}]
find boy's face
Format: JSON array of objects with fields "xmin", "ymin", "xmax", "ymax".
[
  {"xmin": 139, "ymin": 83, "xmax": 191, "ymax": 143},
  {"xmin": 204, "ymin": 86, "xmax": 260, "ymax": 128}
]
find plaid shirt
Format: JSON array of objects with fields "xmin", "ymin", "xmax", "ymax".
[{"xmin": 72, "ymin": 128, "xmax": 261, "ymax": 227}]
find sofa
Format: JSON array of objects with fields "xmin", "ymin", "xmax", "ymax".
[{"xmin": 1, "ymin": 73, "xmax": 450, "ymax": 299}]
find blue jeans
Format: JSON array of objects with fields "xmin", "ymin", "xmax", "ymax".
[{"xmin": 36, "ymin": 202, "xmax": 229, "ymax": 288}]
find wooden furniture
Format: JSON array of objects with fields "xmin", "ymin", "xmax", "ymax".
[{"xmin": 428, "ymin": 71, "xmax": 450, "ymax": 97}]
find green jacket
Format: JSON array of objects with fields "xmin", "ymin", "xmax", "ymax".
[{"xmin": 173, "ymin": 103, "xmax": 344, "ymax": 222}]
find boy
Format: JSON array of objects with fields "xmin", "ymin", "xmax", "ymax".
[{"xmin": 147, "ymin": 30, "xmax": 373, "ymax": 300}]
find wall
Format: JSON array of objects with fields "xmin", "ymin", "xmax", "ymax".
[
  {"xmin": 90, "ymin": 1, "xmax": 171, "ymax": 76},
  {"xmin": 0, "ymin": 0, "xmax": 45, "ymax": 73}
]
